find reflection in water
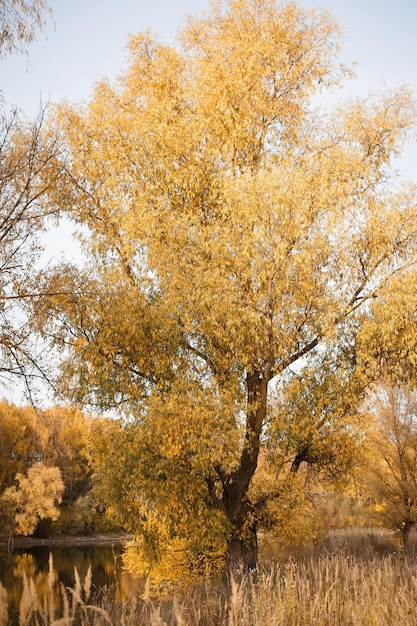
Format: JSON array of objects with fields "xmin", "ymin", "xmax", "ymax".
[{"xmin": 0, "ymin": 543, "xmax": 141, "ymax": 622}]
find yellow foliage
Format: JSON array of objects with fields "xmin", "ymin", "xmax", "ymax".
[
  {"xmin": 2, "ymin": 462, "xmax": 64, "ymax": 536},
  {"xmin": 0, "ymin": 401, "xmax": 92, "ymax": 512},
  {"xmin": 123, "ymin": 524, "xmax": 226, "ymax": 594},
  {"xmin": 361, "ymin": 381, "xmax": 417, "ymax": 541},
  {"xmin": 0, "ymin": 402, "xmax": 37, "ymax": 488}
]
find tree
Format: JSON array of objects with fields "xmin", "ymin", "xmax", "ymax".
[
  {"xmin": 0, "ymin": 0, "xmax": 52, "ymax": 58},
  {"xmin": 364, "ymin": 382, "xmax": 417, "ymax": 548},
  {"xmin": 0, "ymin": 0, "xmax": 62, "ymax": 396},
  {"xmin": 1, "ymin": 462, "xmax": 64, "ymax": 536},
  {"xmin": 0, "ymin": 402, "xmax": 92, "ymax": 510},
  {"xmin": 33, "ymin": 0, "xmax": 417, "ymax": 577},
  {"xmin": 0, "ymin": 104, "xmax": 63, "ymax": 393},
  {"xmin": 39, "ymin": 406, "xmax": 92, "ymax": 504},
  {"xmin": 0, "ymin": 402, "xmax": 38, "ymax": 490}
]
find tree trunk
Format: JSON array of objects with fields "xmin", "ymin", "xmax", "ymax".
[
  {"xmin": 401, "ymin": 519, "xmax": 413, "ymax": 551},
  {"xmin": 226, "ymin": 520, "xmax": 258, "ymax": 574},
  {"xmin": 221, "ymin": 369, "xmax": 268, "ymax": 574}
]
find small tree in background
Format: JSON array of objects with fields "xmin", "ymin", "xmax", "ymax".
[
  {"xmin": 1, "ymin": 462, "xmax": 64, "ymax": 537},
  {"xmin": 365, "ymin": 382, "xmax": 417, "ymax": 548}
]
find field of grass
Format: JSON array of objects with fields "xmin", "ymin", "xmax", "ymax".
[{"xmin": 3, "ymin": 529, "xmax": 417, "ymax": 626}]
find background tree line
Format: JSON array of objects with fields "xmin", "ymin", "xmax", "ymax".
[{"xmin": 0, "ymin": 402, "xmax": 113, "ymax": 538}]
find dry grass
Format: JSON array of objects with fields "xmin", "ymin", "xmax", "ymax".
[{"xmin": 5, "ymin": 530, "xmax": 417, "ymax": 625}]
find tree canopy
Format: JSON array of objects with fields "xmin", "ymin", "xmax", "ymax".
[{"xmin": 32, "ymin": 0, "xmax": 417, "ymax": 578}]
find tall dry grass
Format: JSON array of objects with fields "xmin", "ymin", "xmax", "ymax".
[{"xmin": 4, "ymin": 530, "xmax": 417, "ymax": 625}]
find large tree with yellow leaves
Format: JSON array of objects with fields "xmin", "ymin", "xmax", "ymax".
[{"xmin": 34, "ymin": 0, "xmax": 417, "ymax": 576}]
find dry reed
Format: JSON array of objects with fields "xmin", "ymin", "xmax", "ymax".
[{"xmin": 5, "ymin": 537, "xmax": 417, "ymax": 625}]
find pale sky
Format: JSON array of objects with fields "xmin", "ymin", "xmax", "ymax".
[{"xmin": 2, "ymin": 0, "xmax": 417, "ymax": 122}]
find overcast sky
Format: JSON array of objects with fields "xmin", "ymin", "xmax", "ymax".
[{"xmin": 2, "ymin": 0, "xmax": 416, "ymax": 117}]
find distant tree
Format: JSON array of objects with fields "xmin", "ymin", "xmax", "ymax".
[
  {"xmin": 0, "ymin": 402, "xmax": 38, "ymax": 490},
  {"xmin": 0, "ymin": 0, "xmax": 52, "ymax": 58},
  {"xmin": 0, "ymin": 402, "xmax": 92, "ymax": 508},
  {"xmin": 365, "ymin": 382, "xmax": 417, "ymax": 548},
  {"xmin": 33, "ymin": 0, "xmax": 417, "ymax": 579},
  {"xmin": 39, "ymin": 406, "xmax": 92, "ymax": 504},
  {"xmin": 1, "ymin": 462, "xmax": 64, "ymax": 536}
]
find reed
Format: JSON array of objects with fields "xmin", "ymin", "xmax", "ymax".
[
  {"xmin": 0, "ymin": 583, "xmax": 8, "ymax": 626},
  {"xmin": 6, "ymin": 531, "xmax": 417, "ymax": 625}
]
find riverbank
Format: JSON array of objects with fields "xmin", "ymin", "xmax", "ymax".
[{"xmin": 0, "ymin": 531, "xmax": 131, "ymax": 551}]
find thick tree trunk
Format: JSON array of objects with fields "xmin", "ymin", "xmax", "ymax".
[
  {"xmin": 221, "ymin": 369, "xmax": 268, "ymax": 574},
  {"xmin": 222, "ymin": 486, "xmax": 259, "ymax": 574},
  {"xmin": 401, "ymin": 519, "xmax": 413, "ymax": 551},
  {"xmin": 226, "ymin": 521, "xmax": 258, "ymax": 573}
]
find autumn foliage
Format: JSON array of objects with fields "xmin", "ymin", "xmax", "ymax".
[{"xmin": 0, "ymin": 403, "xmax": 96, "ymax": 537}]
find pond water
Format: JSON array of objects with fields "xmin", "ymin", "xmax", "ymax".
[{"xmin": 0, "ymin": 542, "xmax": 142, "ymax": 623}]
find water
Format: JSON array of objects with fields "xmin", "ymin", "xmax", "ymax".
[{"xmin": 0, "ymin": 542, "xmax": 141, "ymax": 623}]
